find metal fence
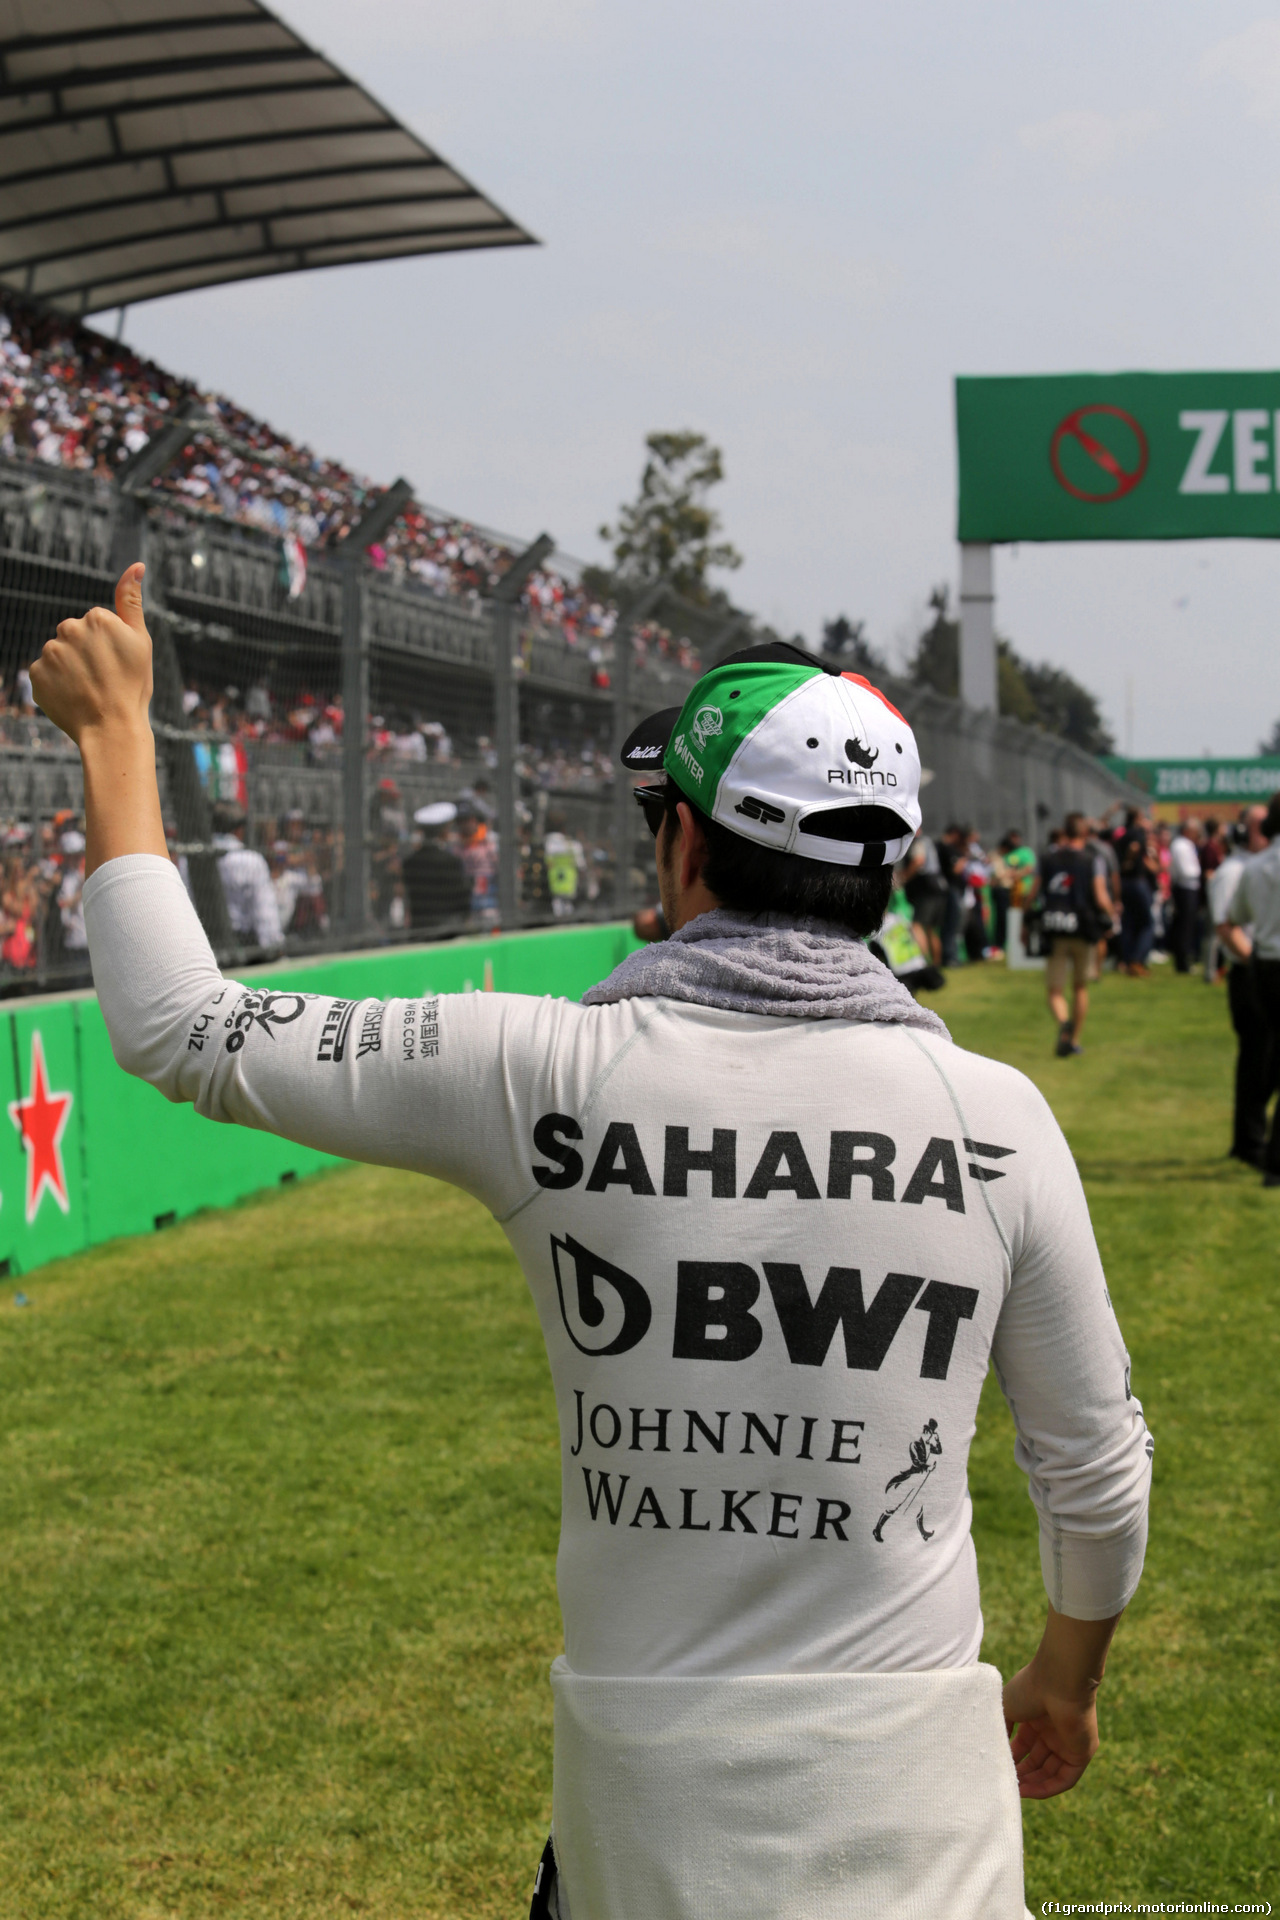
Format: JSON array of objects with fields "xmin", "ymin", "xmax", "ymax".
[
  {"xmin": 0, "ymin": 450, "xmax": 712, "ymax": 992},
  {"xmin": 0, "ymin": 447, "xmax": 1141, "ymax": 998}
]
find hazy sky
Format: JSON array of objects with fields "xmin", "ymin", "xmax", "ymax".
[{"xmin": 118, "ymin": 1, "xmax": 1280, "ymax": 757}]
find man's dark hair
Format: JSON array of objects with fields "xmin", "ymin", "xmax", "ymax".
[
  {"xmin": 212, "ymin": 800, "xmax": 247, "ymax": 836},
  {"xmin": 662, "ymin": 782, "xmax": 893, "ymax": 935},
  {"xmin": 1264, "ymin": 794, "xmax": 1280, "ymax": 841},
  {"xmin": 1063, "ymin": 810, "xmax": 1087, "ymax": 840}
]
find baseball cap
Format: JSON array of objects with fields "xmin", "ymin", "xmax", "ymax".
[
  {"xmin": 414, "ymin": 801, "xmax": 457, "ymax": 827},
  {"xmin": 621, "ymin": 641, "xmax": 922, "ymax": 867}
]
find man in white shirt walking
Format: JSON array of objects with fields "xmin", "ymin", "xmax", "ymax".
[
  {"xmin": 30, "ymin": 568, "xmax": 1153, "ymax": 1920},
  {"xmin": 1168, "ymin": 818, "xmax": 1204, "ymax": 974},
  {"xmin": 1226, "ymin": 796, "xmax": 1280, "ymax": 1187},
  {"xmin": 1211, "ymin": 806, "xmax": 1273, "ymax": 1170}
]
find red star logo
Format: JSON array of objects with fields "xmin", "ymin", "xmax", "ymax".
[{"xmin": 9, "ymin": 1031, "xmax": 73, "ymax": 1225}]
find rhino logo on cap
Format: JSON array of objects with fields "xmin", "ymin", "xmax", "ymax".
[
  {"xmin": 845, "ymin": 734, "xmax": 879, "ymax": 770},
  {"xmin": 691, "ymin": 705, "xmax": 723, "ymax": 752}
]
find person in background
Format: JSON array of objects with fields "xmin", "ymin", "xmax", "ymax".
[
  {"xmin": 870, "ymin": 884, "xmax": 946, "ymax": 997},
  {"xmin": 1152, "ymin": 823, "xmax": 1174, "ymax": 957},
  {"xmin": 369, "ymin": 777, "xmax": 406, "ymax": 925},
  {"xmin": 900, "ymin": 829, "xmax": 948, "ymax": 967},
  {"xmin": 1225, "ymin": 794, "xmax": 1280, "ymax": 1188},
  {"xmin": 1117, "ymin": 810, "xmax": 1157, "ymax": 977},
  {"xmin": 544, "ymin": 813, "xmax": 585, "ymax": 921},
  {"xmin": 1168, "ymin": 817, "xmax": 1204, "ymax": 974},
  {"xmin": 1199, "ymin": 818, "xmax": 1226, "ymax": 979},
  {"xmin": 1211, "ymin": 806, "xmax": 1275, "ymax": 1172},
  {"xmin": 959, "ymin": 827, "xmax": 989, "ymax": 962},
  {"xmin": 210, "ymin": 801, "xmax": 284, "ymax": 955},
  {"xmin": 987, "ymin": 834, "xmax": 1016, "ymax": 961},
  {"xmin": 1005, "ymin": 829, "xmax": 1038, "ymax": 909},
  {"xmin": 937, "ymin": 823, "xmax": 965, "ymax": 966},
  {"xmin": 402, "ymin": 802, "xmax": 471, "ymax": 933},
  {"xmin": 1039, "ymin": 812, "xmax": 1115, "ymax": 1057},
  {"xmin": 1085, "ymin": 818, "xmax": 1121, "ymax": 971},
  {"xmin": 458, "ymin": 800, "xmax": 499, "ymax": 929},
  {"xmin": 57, "ymin": 827, "xmax": 88, "ymax": 954}
]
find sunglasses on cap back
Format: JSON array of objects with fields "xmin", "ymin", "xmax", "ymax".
[{"xmin": 633, "ymin": 785, "xmax": 666, "ymax": 838}]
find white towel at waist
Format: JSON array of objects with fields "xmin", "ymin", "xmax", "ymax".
[{"xmin": 550, "ymin": 1658, "xmax": 1032, "ymax": 1920}]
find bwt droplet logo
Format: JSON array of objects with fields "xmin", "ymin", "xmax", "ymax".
[
  {"xmin": 551, "ymin": 1233, "xmax": 652, "ymax": 1356},
  {"xmin": 690, "ymin": 705, "xmax": 723, "ymax": 751}
]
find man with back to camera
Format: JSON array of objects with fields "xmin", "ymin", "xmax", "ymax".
[
  {"xmin": 1038, "ymin": 812, "xmax": 1116, "ymax": 1057},
  {"xmin": 1168, "ymin": 817, "xmax": 1204, "ymax": 974},
  {"xmin": 401, "ymin": 800, "xmax": 471, "ymax": 933},
  {"xmin": 1117, "ymin": 808, "xmax": 1158, "ymax": 976},
  {"xmin": 1224, "ymin": 794, "xmax": 1280, "ymax": 1189},
  {"xmin": 209, "ymin": 799, "xmax": 284, "ymax": 955},
  {"xmin": 1210, "ymin": 805, "xmax": 1274, "ymax": 1170},
  {"xmin": 34, "ymin": 568, "xmax": 1152, "ymax": 1920}
]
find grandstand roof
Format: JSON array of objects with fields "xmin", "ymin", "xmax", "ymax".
[{"xmin": 0, "ymin": 0, "xmax": 535, "ymax": 317}]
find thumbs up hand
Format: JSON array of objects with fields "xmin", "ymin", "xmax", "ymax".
[{"xmin": 30, "ymin": 562, "xmax": 153, "ymax": 747}]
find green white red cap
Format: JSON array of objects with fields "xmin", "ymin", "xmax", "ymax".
[{"xmin": 621, "ymin": 641, "xmax": 922, "ymax": 867}]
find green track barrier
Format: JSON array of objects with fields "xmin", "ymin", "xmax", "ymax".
[{"xmin": 0, "ymin": 919, "xmax": 639, "ymax": 1280}]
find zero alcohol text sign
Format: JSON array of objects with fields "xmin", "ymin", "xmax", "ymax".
[{"xmin": 956, "ymin": 373, "xmax": 1280, "ymax": 541}]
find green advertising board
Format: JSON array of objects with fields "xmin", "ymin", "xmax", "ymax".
[
  {"xmin": 1100, "ymin": 756, "xmax": 1280, "ymax": 804},
  {"xmin": 957, "ymin": 372, "xmax": 1280, "ymax": 541}
]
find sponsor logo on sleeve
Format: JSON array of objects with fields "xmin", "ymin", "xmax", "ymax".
[
  {"xmin": 224, "ymin": 990, "xmax": 309, "ymax": 1055},
  {"xmin": 401, "ymin": 999, "xmax": 440, "ymax": 1063},
  {"xmin": 317, "ymin": 998, "xmax": 357, "ymax": 1063},
  {"xmin": 355, "ymin": 1003, "xmax": 385, "ymax": 1059}
]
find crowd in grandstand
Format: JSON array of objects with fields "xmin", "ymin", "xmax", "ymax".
[
  {"xmin": 0, "ymin": 647, "xmax": 621, "ymax": 979},
  {"xmin": 0, "ymin": 291, "xmax": 701, "ymax": 678}
]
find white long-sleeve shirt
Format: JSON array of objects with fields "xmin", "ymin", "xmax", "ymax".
[
  {"xmin": 1169, "ymin": 834, "xmax": 1202, "ymax": 889},
  {"xmin": 213, "ymin": 834, "xmax": 283, "ymax": 950},
  {"xmin": 84, "ymin": 855, "xmax": 1151, "ymax": 1678}
]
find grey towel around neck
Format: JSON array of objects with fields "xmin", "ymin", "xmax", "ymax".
[{"xmin": 582, "ymin": 909, "xmax": 950, "ymax": 1038}]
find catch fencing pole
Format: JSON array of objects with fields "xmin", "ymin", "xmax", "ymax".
[
  {"xmin": 490, "ymin": 533, "xmax": 555, "ymax": 929},
  {"xmin": 610, "ymin": 581, "xmax": 669, "ymax": 921},
  {"xmin": 111, "ymin": 412, "xmax": 233, "ymax": 950},
  {"xmin": 337, "ymin": 478, "xmax": 414, "ymax": 939}
]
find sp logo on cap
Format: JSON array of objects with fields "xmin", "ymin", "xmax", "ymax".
[
  {"xmin": 691, "ymin": 705, "xmax": 723, "ymax": 751},
  {"xmin": 735, "ymin": 795, "xmax": 786, "ymax": 825}
]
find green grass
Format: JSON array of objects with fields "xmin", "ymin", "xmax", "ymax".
[{"xmin": 0, "ymin": 962, "xmax": 1275, "ymax": 1916}]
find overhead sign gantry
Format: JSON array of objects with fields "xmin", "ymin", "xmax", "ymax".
[{"xmin": 954, "ymin": 372, "xmax": 1280, "ymax": 710}]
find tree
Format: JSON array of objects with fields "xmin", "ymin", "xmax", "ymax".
[
  {"xmin": 598, "ymin": 431, "xmax": 742, "ymax": 604},
  {"xmin": 905, "ymin": 587, "xmax": 959, "ymax": 698},
  {"xmin": 996, "ymin": 641, "xmax": 1039, "ymax": 727},
  {"xmin": 1259, "ymin": 717, "xmax": 1280, "ymax": 755},
  {"xmin": 905, "ymin": 586, "xmax": 1115, "ymax": 753},
  {"xmin": 820, "ymin": 615, "xmax": 885, "ymax": 676},
  {"xmin": 1018, "ymin": 658, "xmax": 1114, "ymax": 755}
]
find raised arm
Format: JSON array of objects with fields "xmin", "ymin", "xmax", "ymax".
[
  {"xmin": 30, "ymin": 567, "xmax": 550, "ymax": 1221},
  {"xmin": 31, "ymin": 563, "xmax": 168, "ymax": 874}
]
